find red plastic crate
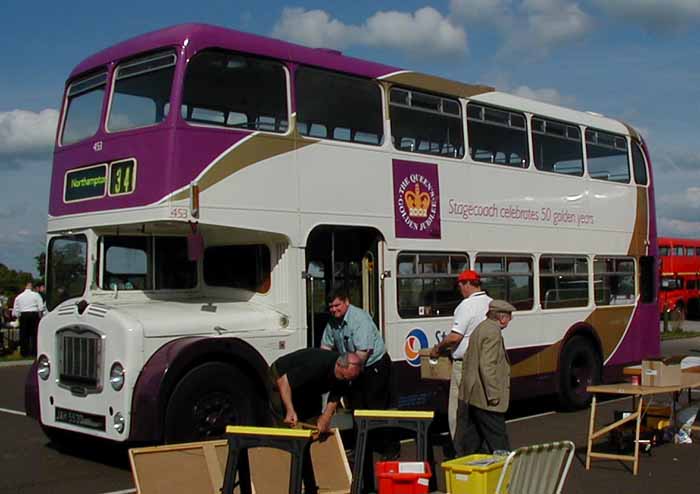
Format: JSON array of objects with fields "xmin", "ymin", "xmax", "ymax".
[{"xmin": 375, "ymin": 461, "xmax": 432, "ymax": 494}]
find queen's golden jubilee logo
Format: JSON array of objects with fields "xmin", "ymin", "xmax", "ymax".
[
  {"xmin": 404, "ymin": 183, "xmax": 431, "ymax": 218},
  {"xmin": 397, "ymin": 172, "xmax": 437, "ymax": 233}
]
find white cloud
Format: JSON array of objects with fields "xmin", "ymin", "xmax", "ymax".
[
  {"xmin": 657, "ymin": 187, "xmax": 700, "ymax": 209},
  {"xmin": 449, "ymin": 0, "xmax": 513, "ymax": 22},
  {"xmin": 0, "ymin": 109, "xmax": 58, "ymax": 158},
  {"xmin": 512, "ymin": 85, "xmax": 572, "ymax": 106},
  {"xmin": 272, "ymin": 7, "xmax": 467, "ymax": 56},
  {"xmin": 658, "ymin": 217, "xmax": 700, "ymax": 237},
  {"xmin": 520, "ymin": 0, "xmax": 593, "ymax": 50},
  {"xmin": 593, "ymin": 0, "xmax": 700, "ymax": 32},
  {"xmin": 272, "ymin": 8, "xmax": 360, "ymax": 49}
]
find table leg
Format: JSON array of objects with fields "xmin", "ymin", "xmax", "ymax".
[
  {"xmin": 586, "ymin": 395, "xmax": 597, "ymax": 470},
  {"xmin": 633, "ymin": 396, "xmax": 643, "ymax": 476}
]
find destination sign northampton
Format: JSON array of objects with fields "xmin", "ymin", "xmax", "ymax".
[{"xmin": 64, "ymin": 164, "xmax": 107, "ymax": 202}]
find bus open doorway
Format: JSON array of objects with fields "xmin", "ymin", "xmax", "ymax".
[{"xmin": 304, "ymin": 226, "xmax": 384, "ymax": 349}]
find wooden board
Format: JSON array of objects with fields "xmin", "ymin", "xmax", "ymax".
[
  {"xmin": 129, "ymin": 429, "xmax": 351, "ymax": 494},
  {"xmin": 129, "ymin": 440, "xmax": 228, "ymax": 494}
]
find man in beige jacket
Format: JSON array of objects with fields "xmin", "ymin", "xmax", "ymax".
[{"xmin": 454, "ymin": 299, "xmax": 515, "ymax": 456}]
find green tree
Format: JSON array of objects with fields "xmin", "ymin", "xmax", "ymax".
[
  {"xmin": 0, "ymin": 263, "xmax": 34, "ymax": 300},
  {"xmin": 35, "ymin": 251, "xmax": 46, "ymax": 279}
]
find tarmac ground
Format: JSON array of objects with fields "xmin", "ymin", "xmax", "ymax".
[{"xmin": 1, "ymin": 335, "xmax": 699, "ymax": 494}]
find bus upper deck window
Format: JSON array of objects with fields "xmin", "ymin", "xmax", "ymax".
[
  {"xmin": 390, "ymin": 88, "xmax": 463, "ymax": 159},
  {"xmin": 467, "ymin": 103, "xmax": 528, "ymax": 168},
  {"xmin": 586, "ymin": 129, "xmax": 630, "ymax": 183},
  {"xmin": 61, "ymin": 71, "xmax": 107, "ymax": 145},
  {"xmin": 182, "ymin": 51, "xmax": 288, "ymax": 133},
  {"xmin": 107, "ymin": 51, "xmax": 177, "ymax": 132}
]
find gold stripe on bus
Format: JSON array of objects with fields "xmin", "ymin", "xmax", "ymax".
[
  {"xmin": 511, "ymin": 342, "xmax": 561, "ymax": 378},
  {"xmin": 380, "ymin": 71, "xmax": 494, "ymax": 98},
  {"xmin": 172, "ymin": 130, "xmax": 317, "ymax": 201},
  {"xmin": 585, "ymin": 306, "xmax": 635, "ymax": 358},
  {"xmin": 627, "ymin": 187, "xmax": 648, "ymax": 257},
  {"xmin": 511, "ymin": 305, "xmax": 634, "ymax": 378},
  {"xmin": 620, "ymin": 121, "xmax": 642, "ymax": 142}
]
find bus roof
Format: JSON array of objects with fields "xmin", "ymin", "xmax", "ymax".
[
  {"xmin": 68, "ymin": 23, "xmax": 638, "ymax": 138},
  {"xmin": 471, "ymin": 91, "xmax": 632, "ymax": 136},
  {"xmin": 70, "ymin": 23, "xmax": 401, "ymax": 81},
  {"xmin": 659, "ymin": 237, "xmax": 700, "ymax": 248}
]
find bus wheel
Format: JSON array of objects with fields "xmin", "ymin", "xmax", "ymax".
[
  {"xmin": 558, "ymin": 336, "xmax": 602, "ymax": 411},
  {"xmin": 164, "ymin": 362, "xmax": 263, "ymax": 444}
]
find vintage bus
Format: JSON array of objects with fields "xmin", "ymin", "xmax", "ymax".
[
  {"xmin": 26, "ymin": 24, "xmax": 659, "ymax": 445},
  {"xmin": 658, "ymin": 237, "xmax": 700, "ymax": 319}
]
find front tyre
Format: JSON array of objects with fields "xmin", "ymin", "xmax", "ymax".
[
  {"xmin": 164, "ymin": 362, "xmax": 263, "ymax": 443},
  {"xmin": 558, "ymin": 336, "xmax": 602, "ymax": 411}
]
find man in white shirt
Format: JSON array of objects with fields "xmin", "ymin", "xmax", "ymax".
[
  {"xmin": 430, "ymin": 270, "xmax": 491, "ymax": 440},
  {"xmin": 12, "ymin": 282, "xmax": 45, "ymax": 358}
]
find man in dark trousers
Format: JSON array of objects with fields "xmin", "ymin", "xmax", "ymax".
[
  {"xmin": 12, "ymin": 282, "xmax": 45, "ymax": 358},
  {"xmin": 454, "ymin": 299, "xmax": 515, "ymax": 456},
  {"xmin": 269, "ymin": 349, "xmax": 362, "ymax": 494}
]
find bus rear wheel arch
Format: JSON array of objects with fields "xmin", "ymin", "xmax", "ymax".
[
  {"xmin": 557, "ymin": 335, "xmax": 602, "ymax": 411},
  {"xmin": 163, "ymin": 362, "xmax": 265, "ymax": 444}
]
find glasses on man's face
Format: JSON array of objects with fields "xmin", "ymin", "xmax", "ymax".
[{"xmin": 329, "ymin": 302, "xmax": 344, "ymax": 310}]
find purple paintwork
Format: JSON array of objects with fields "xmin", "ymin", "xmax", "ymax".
[
  {"xmin": 70, "ymin": 24, "xmax": 400, "ymax": 82},
  {"xmin": 128, "ymin": 335, "xmax": 269, "ymax": 442},
  {"xmin": 51, "ymin": 24, "xmax": 402, "ymax": 217},
  {"xmin": 606, "ymin": 142, "xmax": 660, "ymax": 364},
  {"xmin": 24, "ymin": 361, "xmax": 40, "ymax": 420}
]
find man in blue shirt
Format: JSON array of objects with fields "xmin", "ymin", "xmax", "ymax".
[
  {"xmin": 320, "ymin": 286, "xmax": 393, "ymax": 493},
  {"xmin": 320, "ymin": 286, "xmax": 390, "ymax": 409}
]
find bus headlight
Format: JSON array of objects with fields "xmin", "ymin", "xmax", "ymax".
[
  {"xmin": 114, "ymin": 412, "xmax": 125, "ymax": 434},
  {"xmin": 37, "ymin": 355, "xmax": 51, "ymax": 380},
  {"xmin": 110, "ymin": 362, "xmax": 125, "ymax": 391}
]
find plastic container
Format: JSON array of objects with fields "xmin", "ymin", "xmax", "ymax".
[
  {"xmin": 376, "ymin": 461, "xmax": 432, "ymax": 494},
  {"xmin": 441, "ymin": 454, "xmax": 507, "ymax": 494}
]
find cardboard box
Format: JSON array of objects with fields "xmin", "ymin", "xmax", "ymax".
[
  {"xmin": 419, "ymin": 349, "xmax": 452, "ymax": 380},
  {"xmin": 641, "ymin": 356, "xmax": 683, "ymax": 387}
]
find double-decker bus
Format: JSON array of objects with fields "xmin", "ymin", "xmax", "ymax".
[
  {"xmin": 658, "ymin": 237, "xmax": 700, "ymax": 319},
  {"xmin": 26, "ymin": 24, "xmax": 659, "ymax": 445}
]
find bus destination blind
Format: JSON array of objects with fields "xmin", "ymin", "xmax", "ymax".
[{"xmin": 64, "ymin": 164, "xmax": 108, "ymax": 202}]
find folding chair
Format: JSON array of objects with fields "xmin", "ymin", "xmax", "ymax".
[{"xmin": 495, "ymin": 441, "xmax": 575, "ymax": 494}]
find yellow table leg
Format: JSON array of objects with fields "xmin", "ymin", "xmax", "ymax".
[
  {"xmin": 586, "ymin": 395, "xmax": 597, "ymax": 470},
  {"xmin": 633, "ymin": 396, "xmax": 643, "ymax": 476}
]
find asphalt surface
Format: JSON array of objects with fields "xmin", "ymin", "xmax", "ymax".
[{"xmin": 1, "ymin": 336, "xmax": 700, "ymax": 494}]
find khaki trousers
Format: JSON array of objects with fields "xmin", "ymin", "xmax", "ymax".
[{"xmin": 448, "ymin": 359, "xmax": 463, "ymax": 439}]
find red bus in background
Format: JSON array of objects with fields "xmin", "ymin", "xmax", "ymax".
[{"xmin": 659, "ymin": 237, "xmax": 700, "ymax": 319}]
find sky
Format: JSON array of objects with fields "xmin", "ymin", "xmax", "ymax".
[{"xmin": 1, "ymin": 0, "xmax": 699, "ymax": 274}]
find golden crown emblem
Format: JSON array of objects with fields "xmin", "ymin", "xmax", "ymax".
[{"xmin": 404, "ymin": 183, "xmax": 431, "ymax": 218}]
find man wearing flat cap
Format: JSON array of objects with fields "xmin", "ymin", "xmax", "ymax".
[
  {"xmin": 454, "ymin": 299, "xmax": 515, "ymax": 456},
  {"xmin": 430, "ymin": 269, "xmax": 491, "ymax": 440}
]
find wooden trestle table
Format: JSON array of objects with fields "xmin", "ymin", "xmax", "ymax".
[{"xmin": 586, "ymin": 371, "xmax": 700, "ymax": 475}]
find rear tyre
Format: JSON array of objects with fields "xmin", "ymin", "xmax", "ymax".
[
  {"xmin": 558, "ymin": 336, "xmax": 602, "ymax": 411},
  {"xmin": 164, "ymin": 362, "xmax": 264, "ymax": 444}
]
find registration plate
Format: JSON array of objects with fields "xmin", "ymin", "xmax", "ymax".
[{"xmin": 55, "ymin": 407, "xmax": 106, "ymax": 431}]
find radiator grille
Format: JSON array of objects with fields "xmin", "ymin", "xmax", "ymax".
[{"xmin": 58, "ymin": 328, "xmax": 102, "ymax": 389}]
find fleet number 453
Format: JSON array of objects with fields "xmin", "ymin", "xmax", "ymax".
[{"xmin": 169, "ymin": 207, "xmax": 189, "ymax": 219}]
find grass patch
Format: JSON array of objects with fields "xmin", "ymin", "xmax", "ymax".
[{"xmin": 661, "ymin": 329, "xmax": 700, "ymax": 341}]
